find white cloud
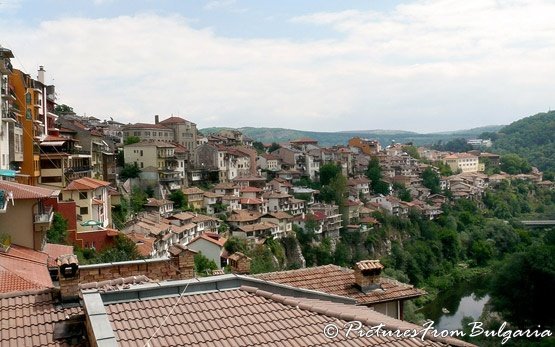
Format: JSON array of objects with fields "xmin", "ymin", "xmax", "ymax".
[{"xmin": 1, "ymin": 0, "xmax": 555, "ymax": 132}]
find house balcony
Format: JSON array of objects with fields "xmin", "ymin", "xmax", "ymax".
[
  {"xmin": 1, "ymin": 110, "xmax": 17, "ymax": 123},
  {"xmin": 34, "ymin": 205, "xmax": 53, "ymax": 225},
  {"xmin": 159, "ymin": 176, "xmax": 181, "ymax": 182},
  {"xmin": 65, "ymin": 166, "xmax": 92, "ymax": 174}
]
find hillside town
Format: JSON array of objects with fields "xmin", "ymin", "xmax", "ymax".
[{"xmin": 1, "ymin": 44, "xmax": 553, "ymax": 346}]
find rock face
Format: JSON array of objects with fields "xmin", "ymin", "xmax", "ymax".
[{"xmin": 281, "ymin": 236, "xmax": 306, "ymax": 269}]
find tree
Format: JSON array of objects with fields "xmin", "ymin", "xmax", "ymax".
[
  {"xmin": 250, "ymin": 245, "xmax": 277, "ymax": 274},
  {"xmin": 169, "ymin": 190, "xmax": 187, "ymax": 209},
  {"xmin": 402, "ymin": 145, "xmax": 420, "ymax": 159},
  {"xmin": 432, "ymin": 138, "xmax": 473, "ymax": 152},
  {"xmin": 112, "ymin": 196, "xmax": 129, "ymax": 229},
  {"xmin": 124, "ymin": 136, "xmax": 141, "ymax": 145},
  {"xmin": 268, "ymin": 142, "xmax": 281, "ymax": 153},
  {"xmin": 96, "ymin": 234, "xmax": 141, "ymax": 263},
  {"xmin": 119, "ymin": 163, "xmax": 141, "ymax": 181},
  {"xmin": 129, "ymin": 187, "xmax": 148, "ymax": 213},
  {"xmin": 252, "ymin": 141, "xmax": 265, "ymax": 154},
  {"xmin": 500, "ymin": 153, "xmax": 532, "ymax": 174},
  {"xmin": 46, "ymin": 213, "xmax": 68, "ymax": 244},
  {"xmin": 393, "ymin": 183, "xmax": 412, "ymax": 202},
  {"xmin": 319, "ymin": 163, "xmax": 341, "ymax": 186},
  {"xmin": 490, "ymin": 244, "xmax": 555, "ymax": 329},
  {"xmin": 328, "ymin": 173, "xmax": 347, "ymax": 206},
  {"xmin": 366, "ymin": 158, "xmax": 389, "ymax": 195},
  {"xmin": 194, "ymin": 252, "xmax": 218, "ymax": 276},
  {"xmin": 224, "ymin": 236, "xmax": 247, "ymax": 254},
  {"xmin": 422, "ymin": 167, "xmax": 441, "ymax": 194},
  {"xmin": 54, "ymin": 104, "xmax": 75, "ymax": 116}
]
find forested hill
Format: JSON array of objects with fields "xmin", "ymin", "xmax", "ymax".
[
  {"xmin": 493, "ymin": 110, "xmax": 555, "ymax": 172},
  {"xmin": 200, "ymin": 125, "xmax": 503, "ymax": 147}
]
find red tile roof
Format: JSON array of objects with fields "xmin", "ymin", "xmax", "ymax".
[
  {"xmin": 0, "ymin": 181, "xmax": 58, "ymax": 200},
  {"xmin": 101, "ymin": 284, "xmax": 467, "ymax": 347},
  {"xmin": 122, "ymin": 123, "xmax": 170, "ymax": 130},
  {"xmin": 255, "ymin": 264, "xmax": 425, "ymax": 305},
  {"xmin": 0, "ymin": 290, "xmax": 83, "ymax": 346},
  {"xmin": 0, "ymin": 245, "xmax": 53, "ymax": 294},
  {"xmin": 158, "ymin": 116, "xmax": 190, "ymax": 124},
  {"xmin": 240, "ymin": 197, "xmax": 263, "ymax": 205},
  {"xmin": 65, "ymin": 177, "xmax": 111, "ymax": 191},
  {"xmin": 188, "ymin": 233, "xmax": 227, "ymax": 248}
]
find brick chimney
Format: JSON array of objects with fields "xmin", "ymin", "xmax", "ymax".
[{"xmin": 354, "ymin": 260, "xmax": 384, "ymax": 293}]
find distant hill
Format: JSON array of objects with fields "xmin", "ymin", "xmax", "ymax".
[
  {"xmin": 493, "ymin": 111, "xmax": 555, "ymax": 172},
  {"xmin": 200, "ymin": 125, "xmax": 504, "ymax": 147}
]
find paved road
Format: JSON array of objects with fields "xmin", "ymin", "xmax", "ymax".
[{"xmin": 519, "ymin": 220, "xmax": 555, "ymax": 226}]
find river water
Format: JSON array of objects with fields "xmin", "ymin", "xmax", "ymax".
[{"xmin": 420, "ymin": 279, "xmax": 490, "ymax": 331}]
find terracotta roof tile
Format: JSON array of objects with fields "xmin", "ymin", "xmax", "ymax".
[
  {"xmin": 255, "ymin": 264, "xmax": 425, "ymax": 305},
  {"xmin": 65, "ymin": 177, "xmax": 111, "ymax": 191},
  {"xmin": 0, "ymin": 245, "xmax": 53, "ymax": 294},
  {"xmin": 0, "ymin": 181, "xmax": 58, "ymax": 200},
  {"xmin": 101, "ymin": 284, "xmax": 466, "ymax": 347},
  {"xmin": 0, "ymin": 291, "xmax": 83, "ymax": 346}
]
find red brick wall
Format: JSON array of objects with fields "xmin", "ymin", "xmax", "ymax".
[
  {"xmin": 59, "ymin": 249, "xmax": 196, "ymax": 300},
  {"xmin": 55, "ymin": 200, "xmax": 78, "ymax": 244}
]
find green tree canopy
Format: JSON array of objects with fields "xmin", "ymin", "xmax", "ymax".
[
  {"xmin": 46, "ymin": 213, "xmax": 68, "ymax": 244},
  {"xmin": 319, "ymin": 163, "xmax": 342, "ymax": 186},
  {"xmin": 422, "ymin": 167, "xmax": 441, "ymax": 194},
  {"xmin": 500, "ymin": 153, "xmax": 532, "ymax": 174},
  {"xmin": 194, "ymin": 252, "xmax": 218, "ymax": 276},
  {"xmin": 119, "ymin": 163, "xmax": 141, "ymax": 181},
  {"xmin": 124, "ymin": 136, "xmax": 141, "ymax": 145},
  {"xmin": 490, "ymin": 244, "xmax": 555, "ymax": 329}
]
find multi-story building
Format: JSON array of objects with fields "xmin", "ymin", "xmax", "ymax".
[
  {"xmin": 0, "ymin": 180, "xmax": 56, "ymax": 251},
  {"xmin": 122, "ymin": 123, "xmax": 173, "ymax": 142},
  {"xmin": 123, "ymin": 141, "xmax": 182, "ymax": 190},
  {"xmin": 309, "ymin": 203, "xmax": 342, "ymax": 239},
  {"xmin": 39, "ymin": 132, "xmax": 92, "ymax": 188},
  {"xmin": 443, "ymin": 153, "xmax": 481, "ymax": 173},
  {"xmin": 61, "ymin": 177, "xmax": 112, "ymax": 232},
  {"xmin": 348, "ymin": 137, "xmax": 381, "ymax": 155},
  {"xmin": 158, "ymin": 116, "xmax": 198, "ymax": 153},
  {"xmin": 0, "ymin": 47, "xmax": 15, "ymax": 172}
]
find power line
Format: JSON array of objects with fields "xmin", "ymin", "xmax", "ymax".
[{"xmin": 142, "ymin": 279, "xmax": 191, "ymax": 347}]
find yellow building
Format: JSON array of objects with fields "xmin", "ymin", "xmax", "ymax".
[
  {"xmin": 62, "ymin": 177, "xmax": 112, "ymax": 232},
  {"xmin": 443, "ymin": 153, "xmax": 481, "ymax": 173},
  {"xmin": 10, "ymin": 70, "xmax": 42, "ymax": 185}
]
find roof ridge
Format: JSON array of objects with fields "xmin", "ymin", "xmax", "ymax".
[{"xmin": 254, "ymin": 264, "xmax": 340, "ymax": 277}]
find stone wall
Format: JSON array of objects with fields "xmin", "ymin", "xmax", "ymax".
[{"xmin": 59, "ymin": 246, "xmax": 196, "ymax": 300}]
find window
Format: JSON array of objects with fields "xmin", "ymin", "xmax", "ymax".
[
  {"xmin": 79, "ymin": 192, "xmax": 88, "ymax": 199},
  {"xmin": 159, "ymin": 132, "xmax": 162, "ymax": 136},
  {"xmin": 140, "ymin": 150, "xmax": 143, "ymax": 156},
  {"xmin": 80, "ymin": 206, "xmax": 88, "ymax": 215}
]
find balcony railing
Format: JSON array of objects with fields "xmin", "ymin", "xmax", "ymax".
[
  {"xmin": 34, "ymin": 205, "xmax": 53, "ymax": 224},
  {"xmin": 65, "ymin": 166, "xmax": 92, "ymax": 174}
]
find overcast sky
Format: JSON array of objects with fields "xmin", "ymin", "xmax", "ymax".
[{"xmin": 1, "ymin": 0, "xmax": 554, "ymax": 132}]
